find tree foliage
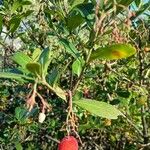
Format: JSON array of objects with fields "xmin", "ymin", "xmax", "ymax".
[{"xmin": 0, "ymin": 0, "xmax": 150, "ymax": 149}]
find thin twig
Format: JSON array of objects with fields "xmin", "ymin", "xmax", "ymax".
[
  {"xmin": 122, "ymin": 114, "xmax": 143, "ymax": 137},
  {"xmin": 45, "ymin": 135, "xmax": 60, "ymax": 143}
]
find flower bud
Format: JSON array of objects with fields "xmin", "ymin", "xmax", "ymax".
[{"xmin": 38, "ymin": 112, "xmax": 46, "ymax": 123}]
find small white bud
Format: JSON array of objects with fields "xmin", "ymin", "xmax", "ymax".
[{"xmin": 38, "ymin": 113, "xmax": 46, "ymax": 123}]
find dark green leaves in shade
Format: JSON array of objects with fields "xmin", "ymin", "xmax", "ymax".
[
  {"xmin": 59, "ymin": 38, "xmax": 80, "ymax": 58},
  {"xmin": 66, "ymin": 13, "xmax": 85, "ymax": 31},
  {"xmin": 0, "ymin": 15, "xmax": 2, "ymax": 33},
  {"xmin": 70, "ymin": 0, "xmax": 85, "ymax": 9},
  {"xmin": 15, "ymin": 107, "xmax": 28, "ymax": 124}
]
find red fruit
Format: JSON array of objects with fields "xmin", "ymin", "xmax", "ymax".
[{"xmin": 58, "ymin": 136, "xmax": 78, "ymax": 150}]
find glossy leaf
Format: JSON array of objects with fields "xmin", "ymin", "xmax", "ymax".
[
  {"xmin": 66, "ymin": 13, "xmax": 85, "ymax": 31},
  {"xmin": 74, "ymin": 3, "xmax": 94, "ymax": 19},
  {"xmin": 38, "ymin": 47, "xmax": 53, "ymax": 77},
  {"xmin": 90, "ymin": 44, "xmax": 136, "ymax": 61},
  {"xmin": 9, "ymin": 16, "xmax": 21, "ymax": 33},
  {"xmin": 70, "ymin": 0, "xmax": 85, "ymax": 9},
  {"xmin": 74, "ymin": 99, "xmax": 122, "ymax": 119},
  {"xmin": 52, "ymin": 85, "xmax": 66, "ymax": 101},
  {"xmin": 72, "ymin": 58, "xmax": 84, "ymax": 77},
  {"xmin": 12, "ymin": 0, "xmax": 31, "ymax": 13},
  {"xmin": 47, "ymin": 68, "xmax": 59, "ymax": 85},
  {"xmin": 12, "ymin": 52, "xmax": 32, "ymax": 68},
  {"xmin": 32, "ymin": 48, "xmax": 42, "ymax": 62},
  {"xmin": 0, "ymin": 72, "xmax": 34, "ymax": 82},
  {"xmin": 59, "ymin": 38, "xmax": 80, "ymax": 58},
  {"xmin": 26, "ymin": 62, "xmax": 42, "ymax": 76}
]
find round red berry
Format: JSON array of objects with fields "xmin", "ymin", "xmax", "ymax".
[{"xmin": 58, "ymin": 136, "xmax": 78, "ymax": 150}]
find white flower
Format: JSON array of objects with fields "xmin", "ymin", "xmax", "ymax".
[{"xmin": 38, "ymin": 113, "xmax": 46, "ymax": 123}]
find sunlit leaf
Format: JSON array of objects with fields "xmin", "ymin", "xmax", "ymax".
[
  {"xmin": 0, "ymin": 72, "xmax": 34, "ymax": 82},
  {"xmin": 90, "ymin": 44, "xmax": 136, "ymax": 61},
  {"xmin": 72, "ymin": 57, "xmax": 85, "ymax": 77},
  {"xmin": 74, "ymin": 99, "xmax": 123, "ymax": 119},
  {"xmin": 32, "ymin": 48, "xmax": 42, "ymax": 62},
  {"xmin": 53, "ymin": 85, "xmax": 66, "ymax": 101},
  {"xmin": 38, "ymin": 47, "xmax": 53, "ymax": 77},
  {"xmin": 26, "ymin": 62, "xmax": 42, "ymax": 76},
  {"xmin": 12, "ymin": 52, "xmax": 32, "ymax": 68}
]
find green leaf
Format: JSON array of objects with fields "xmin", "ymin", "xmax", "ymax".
[
  {"xmin": 38, "ymin": 47, "xmax": 53, "ymax": 77},
  {"xmin": 105, "ymin": 0, "xmax": 134, "ymax": 15},
  {"xmin": 72, "ymin": 57, "xmax": 84, "ymax": 77},
  {"xmin": 134, "ymin": 0, "xmax": 141, "ymax": 7},
  {"xmin": 74, "ymin": 3, "xmax": 94, "ymax": 19},
  {"xmin": 73, "ymin": 90, "xmax": 83, "ymax": 101},
  {"xmin": 74, "ymin": 99, "xmax": 123, "ymax": 119},
  {"xmin": 15, "ymin": 142, "xmax": 23, "ymax": 150},
  {"xmin": 52, "ymin": 85, "xmax": 66, "ymax": 101},
  {"xmin": 66, "ymin": 13, "xmax": 85, "ymax": 31},
  {"xmin": 12, "ymin": 52, "xmax": 32, "ymax": 68},
  {"xmin": 0, "ymin": 72, "xmax": 34, "ymax": 81},
  {"xmin": 90, "ymin": 44, "xmax": 136, "ymax": 61},
  {"xmin": 47, "ymin": 68, "xmax": 59, "ymax": 85},
  {"xmin": 0, "ymin": 15, "xmax": 2, "ymax": 33},
  {"xmin": 59, "ymin": 38, "xmax": 80, "ymax": 58},
  {"xmin": 32, "ymin": 48, "xmax": 42, "ymax": 62},
  {"xmin": 9, "ymin": 16, "xmax": 21, "ymax": 33},
  {"xmin": 43, "ymin": 81, "xmax": 66, "ymax": 100},
  {"xmin": 131, "ymin": 3, "xmax": 150, "ymax": 20},
  {"xmin": 12, "ymin": 1, "xmax": 31, "ymax": 13},
  {"xmin": 22, "ymin": 10, "xmax": 34, "ymax": 18},
  {"xmin": 70, "ymin": 0, "xmax": 85, "ymax": 9},
  {"xmin": 12, "ymin": 1, "xmax": 21, "ymax": 13},
  {"xmin": 116, "ymin": 89, "xmax": 130, "ymax": 98},
  {"xmin": 15, "ymin": 107, "xmax": 28, "ymax": 123},
  {"xmin": 26, "ymin": 62, "xmax": 42, "ymax": 76},
  {"xmin": 15, "ymin": 108, "xmax": 28, "ymax": 125},
  {"xmin": 21, "ymin": 1, "xmax": 32, "ymax": 5}
]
